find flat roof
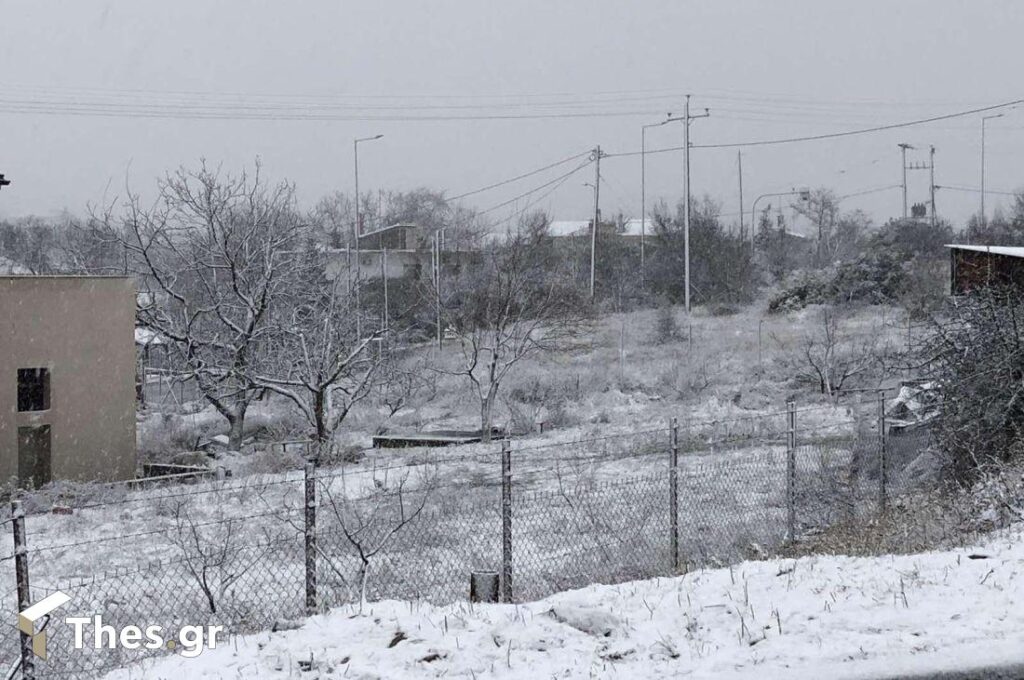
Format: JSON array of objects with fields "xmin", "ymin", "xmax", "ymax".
[
  {"xmin": 357, "ymin": 223, "xmax": 423, "ymax": 238},
  {"xmin": 946, "ymin": 244, "xmax": 1024, "ymax": 258}
]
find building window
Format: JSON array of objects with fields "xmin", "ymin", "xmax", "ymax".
[
  {"xmin": 18, "ymin": 425, "xmax": 51, "ymax": 489},
  {"xmin": 17, "ymin": 367, "xmax": 50, "ymax": 412}
]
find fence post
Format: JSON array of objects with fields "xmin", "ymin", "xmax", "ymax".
[
  {"xmin": 500, "ymin": 439, "xmax": 513, "ymax": 603},
  {"xmin": 669, "ymin": 418, "xmax": 680, "ymax": 572},
  {"xmin": 303, "ymin": 460, "xmax": 317, "ymax": 616},
  {"xmin": 877, "ymin": 390, "xmax": 888, "ymax": 514},
  {"xmin": 12, "ymin": 499, "xmax": 34, "ymax": 680},
  {"xmin": 786, "ymin": 400, "xmax": 797, "ymax": 543}
]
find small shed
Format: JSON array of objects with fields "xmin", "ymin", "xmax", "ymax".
[{"xmin": 947, "ymin": 244, "xmax": 1024, "ymax": 295}]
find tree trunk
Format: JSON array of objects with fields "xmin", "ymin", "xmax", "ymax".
[
  {"xmin": 480, "ymin": 395, "xmax": 493, "ymax": 443},
  {"xmin": 227, "ymin": 405, "xmax": 247, "ymax": 451}
]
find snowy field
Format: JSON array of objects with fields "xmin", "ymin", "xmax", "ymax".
[{"xmin": 102, "ymin": 523, "xmax": 1024, "ymax": 679}]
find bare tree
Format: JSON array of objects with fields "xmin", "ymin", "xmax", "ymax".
[
  {"xmin": 168, "ymin": 503, "xmax": 275, "ymax": 615},
  {"xmin": 801, "ymin": 305, "xmax": 888, "ymax": 397},
  {"xmin": 98, "ymin": 162, "xmax": 305, "ymax": 449},
  {"xmin": 438, "ymin": 219, "xmax": 592, "ymax": 442},
  {"xmin": 317, "ymin": 467, "xmax": 436, "ymax": 613},
  {"xmin": 254, "ymin": 254, "xmax": 384, "ymax": 460},
  {"xmin": 792, "ymin": 188, "xmax": 840, "ymax": 266}
]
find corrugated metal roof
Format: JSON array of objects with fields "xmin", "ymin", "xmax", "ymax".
[{"xmin": 946, "ymin": 244, "xmax": 1024, "ymax": 258}]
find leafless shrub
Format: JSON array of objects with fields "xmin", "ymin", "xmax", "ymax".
[
  {"xmin": 437, "ymin": 215, "xmax": 592, "ymax": 442},
  {"xmin": 168, "ymin": 503, "xmax": 278, "ymax": 615},
  {"xmin": 801, "ymin": 305, "xmax": 890, "ymax": 397},
  {"xmin": 918, "ymin": 288, "xmax": 1024, "ymax": 481},
  {"xmin": 316, "ymin": 467, "xmax": 438, "ymax": 613},
  {"xmin": 649, "ymin": 302, "xmax": 681, "ymax": 345}
]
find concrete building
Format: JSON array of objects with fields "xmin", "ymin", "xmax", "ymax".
[
  {"xmin": 325, "ymin": 223, "xmax": 476, "ymax": 282},
  {"xmin": 0, "ymin": 276, "xmax": 137, "ymax": 487}
]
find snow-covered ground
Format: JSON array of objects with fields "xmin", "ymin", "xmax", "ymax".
[{"xmin": 104, "ymin": 524, "xmax": 1024, "ymax": 680}]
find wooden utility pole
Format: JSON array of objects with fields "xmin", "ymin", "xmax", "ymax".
[
  {"xmin": 380, "ymin": 248, "xmax": 389, "ymax": 334},
  {"xmin": 929, "ymin": 145, "xmax": 937, "ymax": 227},
  {"xmin": 590, "ymin": 146, "xmax": 603, "ymax": 298},
  {"xmin": 434, "ymin": 231, "xmax": 443, "ymax": 350},
  {"xmin": 898, "ymin": 143, "xmax": 914, "ymax": 219},
  {"xmin": 737, "ymin": 151, "xmax": 745, "ymax": 244}
]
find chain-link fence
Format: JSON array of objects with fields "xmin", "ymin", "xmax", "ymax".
[{"xmin": 2, "ymin": 398, "xmax": 933, "ymax": 679}]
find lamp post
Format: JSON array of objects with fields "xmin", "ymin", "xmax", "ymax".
[
  {"xmin": 353, "ymin": 134, "xmax": 383, "ymax": 339},
  {"xmin": 750, "ymin": 188, "xmax": 809, "ymax": 252},
  {"xmin": 981, "ymin": 114, "xmax": 1004, "ymax": 227},
  {"xmin": 641, "ymin": 116, "xmax": 674, "ymax": 289}
]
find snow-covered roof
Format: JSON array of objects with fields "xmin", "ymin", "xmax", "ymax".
[
  {"xmin": 946, "ymin": 244, "xmax": 1024, "ymax": 258},
  {"xmin": 548, "ymin": 220, "xmax": 590, "ymax": 237},
  {"xmin": 622, "ymin": 218, "xmax": 654, "ymax": 237}
]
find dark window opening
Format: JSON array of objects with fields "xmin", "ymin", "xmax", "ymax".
[
  {"xmin": 18, "ymin": 425, "xmax": 52, "ymax": 489},
  {"xmin": 17, "ymin": 367, "xmax": 50, "ymax": 412}
]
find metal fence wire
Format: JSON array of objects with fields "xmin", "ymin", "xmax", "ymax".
[{"xmin": 2, "ymin": 398, "xmax": 934, "ymax": 679}]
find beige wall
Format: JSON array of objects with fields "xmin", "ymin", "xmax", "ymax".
[{"xmin": 0, "ymin": 277, "xmax": 137, "ymax": 484}]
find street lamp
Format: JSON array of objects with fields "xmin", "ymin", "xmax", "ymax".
[
  {"xmin": 354, "ymin": 134, "xmax": 384, "ymax": 241},
  {"xmin": 750, "ymin": 188, "xmax": 810, "ymax": 255},
  {"xmin": 641, "ymin": 115, "xmax": 674, "ymax": 289},
  {"xmin": 981, "ymin": 114, "xmax": 1004, "ymax": 227},
  {"xmin": 353, "ymin": 134, "xmax": 383, "ymax": 339}
]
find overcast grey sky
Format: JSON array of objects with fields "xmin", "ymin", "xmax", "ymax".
[{"xmin": 1, "ymin": 0, "xmax": 1022, "ymax": 232}]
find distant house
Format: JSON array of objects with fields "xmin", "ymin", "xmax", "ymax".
[
  {"xmin": 621, "ymin": 218, "xmax": 655, "ymax": 243},
  {"xmin": 325, "ymin": 223, "xmax": 475, "ymax": 282},
  {"xmin": 357, "ymin": 223, "xmax": 432, "ymax": 251},
  {"xmin": 547, "ymin": 220, "xmax": 592, "ymax": 238},
  {"xmin": 0, "ymin": 276, "xmax": 137, "ymax": 487},
  {"xmin": 548, "ymin": 218, "xmax": 653, "ymax": 242},
  {"xmin": 947, "ymin": 244, "xmax": 1024, "ymax": 295}
]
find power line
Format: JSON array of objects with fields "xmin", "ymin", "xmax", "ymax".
[
  {"xmin": 838, "ymin": 184, "xmax": 903, "ymax": 200},
  {"xmin": 475, "ymin": 159, "xmax": 593, "ymax": 215},
  {"xmin": 697, "ymin": 98, "xmax": 1024, "ymax": 149},
  {"xmin": 605, "ymin": 98, "xmax": 1024, "ymax": 157},
  {"xmin": 937, "ymin": 184, "xmax": 1020, "ymax": 196},
  {"xmin": 488, "ymin": 165, "xmax": 585, "ymax": 230},
  {"xmin": 446, "ymin": 150, "xmax": 592, "ymax": 202},
  {"xmin": 0, "ymin": 100, "xmax": 671, "ymax": 121}
]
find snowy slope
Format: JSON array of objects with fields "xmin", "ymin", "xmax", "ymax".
[{"xmin": 103, "ymin": 526, "xmax": 1024, "ymax": 680}]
